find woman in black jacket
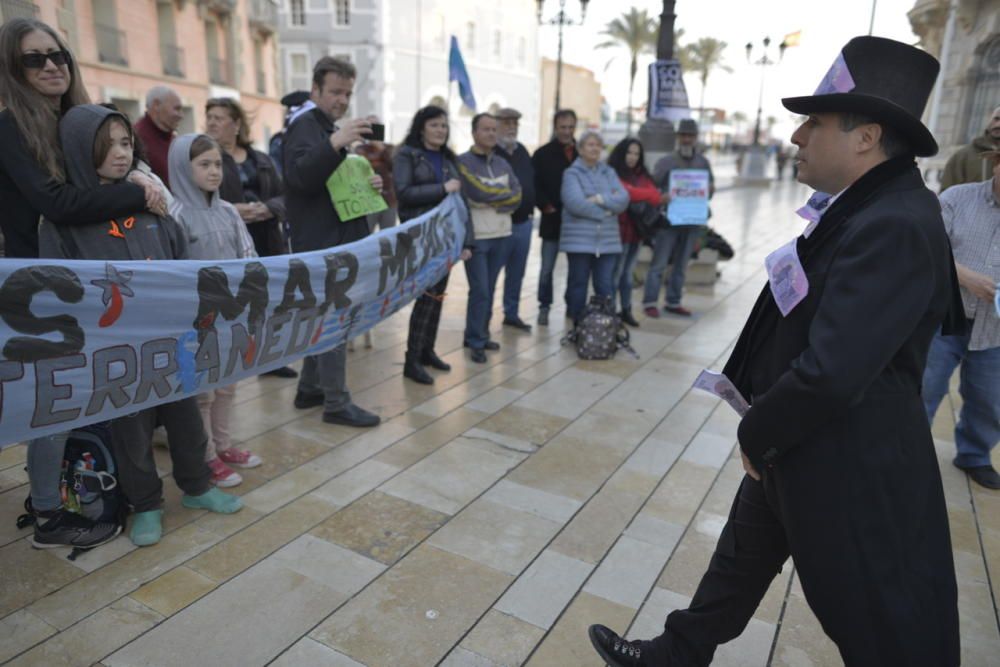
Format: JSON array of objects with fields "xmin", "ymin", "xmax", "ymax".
[{"xmin": 394, "ymin": 106, "xmax": 473, "ymax": 384}]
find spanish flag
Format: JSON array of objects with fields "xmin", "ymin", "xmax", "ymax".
[{"xmin": 783, "ymin": 31, "xmax": 802, "ymax": 47}]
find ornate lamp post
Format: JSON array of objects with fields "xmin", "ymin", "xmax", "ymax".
[
  {"xmin": 739, "ymin": 36, "xmax": 787, "ymax": 183},
  {"xmin": 537, "ymin": 0, "xmax": 590, "ymax": 114},
  {"xmin": 638, "ymin": 0, "xmax": 684, "ymax": 157},
  {"xmin": 745, "ymin": 37, "xmax": 787, "ymax": 146}
]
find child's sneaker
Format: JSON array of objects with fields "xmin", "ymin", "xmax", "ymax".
[
  {"xmin": 207, "ymin": 457, "xmax": 242, "ymax": 487},
  {"xmin": 182, "ymin": 487, "xmax": 243, "ymax": 514},
  {"xmin": 217, "ymin": 448, "xmax": 262, "ymax": 469}
]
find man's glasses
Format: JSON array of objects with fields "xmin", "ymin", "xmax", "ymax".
[{"xmin": 21, "ymin": 50, "xmax": 70, "ymax": 69}]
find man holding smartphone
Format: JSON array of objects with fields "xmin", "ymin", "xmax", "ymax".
[{"xmin": 282, "ymin": 56, "xmax": 382, "ymax": 428}]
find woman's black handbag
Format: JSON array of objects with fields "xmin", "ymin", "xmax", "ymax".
[{"xmin": 627, "ymin": 201, "xmax": 666, "ymax": 240}]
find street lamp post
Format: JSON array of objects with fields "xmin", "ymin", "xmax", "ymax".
[
  {"xmin": 537, "ymin": 0, "xmax": 590, "ymax": 114},
  {"xmin": 739, "ymin": 36, "xmax": 786, "ymax": 183},
  {"xmin": 745, "ymin": 37, "xmax": 786, "ymax": 146},
  {"xmin": 638, "ymin": 0, "xmax": 681, "ymax": 157}
]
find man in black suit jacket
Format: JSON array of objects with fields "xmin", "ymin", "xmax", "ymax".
[{"xmin": 589, "ymin": 37, "xmax": 964, "ymax": 667}]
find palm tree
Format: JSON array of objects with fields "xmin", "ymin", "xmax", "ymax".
[
  {"xmin": 597, "ymin": 8, "xmax": 658, "ymax": 136},
  {"xmin": 682, "ymin": 37, "xmax": 732, "ymax": 125}
]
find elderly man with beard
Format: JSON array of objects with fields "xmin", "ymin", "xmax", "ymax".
[{"xmin": 495, "ymin": 107, "xmax": 536, "ymax": 332}]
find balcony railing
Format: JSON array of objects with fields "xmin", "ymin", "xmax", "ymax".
[
  {"xmin": 248, "ymin": 0, "xmax": 278, "ymax": 35},
  {"xmin": 161, "ymin": 43, "xmax": 184, "ymax": 78},
  {"xmin": 208, "ymin": 56, "xmax": 233, "ymax": 86},
  {"xmin": 0, "ymin": 0, "xmax": 38, "ymax": 22},
  {"xmin": 95, "ymin": 23, "xmax": 128, "ymax": 67},
  {"xmin": 256, "ymin": 70, "xmax": 267, "ymax": 95}
]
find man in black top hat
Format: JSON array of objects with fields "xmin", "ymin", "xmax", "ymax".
[{"xmin": 589, "ymin": 36, "xmax": 964, "ymax": 667}]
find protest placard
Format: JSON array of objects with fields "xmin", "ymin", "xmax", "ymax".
[
  {"xmin": 666, "ymin": 168, "xmax": 710, "ymax": 226},
  {"xmin": 326, "ymin": 154, "xmax": 389, "ymax": 221}
]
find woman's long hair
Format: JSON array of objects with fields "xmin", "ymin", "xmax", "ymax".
[
  {"xmin": 0, "ymin": 18, "xmax": 90, "ymax": 182},
  {"xmin": 608, "ymin": 138, "xmax": 651, "ymax": 182},
  {"xmin": 403, "ymin": 105, "xmax": 456, "ymax": 162},
  {"xmin": 206, "ymin": 97, "xmax": 254, "ymax": 150}
]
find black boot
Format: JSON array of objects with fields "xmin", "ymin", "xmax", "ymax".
[
  {"xmin": 404, "ymin": 352, "xmax": 434, "ymax": 384},
  {"xmin": 620, "ymin": 309, "xmax": 640, "ymax": 327},
  {"xmin": 420, "ymin": 349, "xmax": 451, "ymax": 371}
]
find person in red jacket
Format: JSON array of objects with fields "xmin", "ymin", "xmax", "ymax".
[{"xmin": 608, "ymin": 138, "xmax": 668, "ymax": 326}]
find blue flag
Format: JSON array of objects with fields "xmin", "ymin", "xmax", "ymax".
[{"xmin": 448, "ymin": 36, "xmax": 477, "ymax": 111}]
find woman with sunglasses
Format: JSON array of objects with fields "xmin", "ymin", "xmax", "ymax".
[
  {"xmin": 0, "ymin": 18, "xmax": 166, "ymax": 552},
  {"xmin": 0, "ymin": 18, "xmax": 166, "ymax": 259}
]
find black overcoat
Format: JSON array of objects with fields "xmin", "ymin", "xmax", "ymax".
[
  {"xmin": 722, "ymin": 157, "xmax": 961, "ymax": 665},
  {"xmin": 531, "ymin": 139, "xmax": 577, "ymax": 240}
]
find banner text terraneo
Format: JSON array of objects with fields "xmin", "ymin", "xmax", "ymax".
[{"xmin": 0, "ymin": 195, "xmax": 468, "ymax": 447}]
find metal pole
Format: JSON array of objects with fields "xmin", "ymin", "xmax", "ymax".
[
  {"xmin": 415, "ymin": 0, "xmax": 422, "ymax": 110},
  {"xmin": 753, "ymin": 60, "xmax": 766, "ymax": 145},
  {"xmin": 555, "ymin": 9, "xmax": 564, "ymax": 112},
  {"xmin": 868, "ymin": 0, "xmax": 877, "ymax": 35}
]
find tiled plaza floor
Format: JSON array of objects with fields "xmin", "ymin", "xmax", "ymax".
[{"xmin": 1, "ymin": 160, "xmax": 998, "ymax": 666}]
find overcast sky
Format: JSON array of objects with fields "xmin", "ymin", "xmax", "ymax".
[{"xmin": 537, "ymin": 0, "xmax": 919, "ymax": 140}]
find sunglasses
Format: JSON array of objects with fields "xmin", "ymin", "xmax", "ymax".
[{"xmin": 21, "ymin": 50, "xmax": 70, "ymax": 69}]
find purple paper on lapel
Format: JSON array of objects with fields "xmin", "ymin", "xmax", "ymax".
[
  {"xmin": 796, "ymin": 191, "xmax": 833, "ymax": 237},
  {"xmin": 813, "ymin": 53, "xmax": 856, "ymax": 95}
]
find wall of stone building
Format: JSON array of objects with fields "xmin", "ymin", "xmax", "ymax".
[
  {"xmin": 538, "ymin": 58, "xmax": 601, "ymax": 147},
  {"xmin": 33, "ymin": 0, "xmax": 283, "ymax": 149},
  {"xmin": 910, "ymin": 0, "xmax": 1000, "ymax": 153},
  {"xmin": 278, "ymin": 0, "xmax": 540, "ymax": 151}
]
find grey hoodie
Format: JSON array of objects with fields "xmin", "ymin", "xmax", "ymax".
[
  {"xmin": 168, "ymin": 134, "xmax": 256, "ymax": 260},
  {"xmin": 38, "ymin": 104, "xmax": 189, "ymax": 261}
]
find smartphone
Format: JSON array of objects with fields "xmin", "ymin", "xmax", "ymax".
[{"xmin": 367, "ymin": 123, "xmax": 385, "ymax": 141}]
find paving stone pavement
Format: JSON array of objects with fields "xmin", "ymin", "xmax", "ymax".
[{"xmin": 1, "ymin": 161, "xmax": 998, "ymax": 666}]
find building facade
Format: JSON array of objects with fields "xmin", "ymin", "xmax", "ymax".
[
  {"xmin": 3, "ymin": 0, "xmax": 284, "ymax": 148},
  {"xmin": 909, "ymin": 0, "xmax": 1000, "ymax": 176},
  {"xmin": 276, "ymin": 0, "xmax": 541, "ymax": 151},
  {"xmin": 538, "ymin": 57, "xmax": 600, "ymax": 147}
]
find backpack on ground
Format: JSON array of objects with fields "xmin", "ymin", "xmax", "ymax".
[
  {"xmin": 563, "ymin": 295, "xmax": 638, "ymax": 360},
  {"xmin": 16, "ymin": 423, "xmax": 127, "ymax": 559}
]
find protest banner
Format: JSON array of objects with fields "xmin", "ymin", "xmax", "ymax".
[
  {"xmin": 326, "ymin": 154, "xmax": 389, "ymax": 222},
  {"xmin": 648, "ymin": 59, "xmax": 691, "ymax": 122},
  {"xmin": 0, "ymin": 195, "xmax": 467, "ymax": 448},
  {"xmin": 666, "ymin": 169, "xmax": 710, "ymax": 226}
]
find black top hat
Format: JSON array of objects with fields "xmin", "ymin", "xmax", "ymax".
[{"xmin": 781, "ymin": 36, "xmax": 940, "ymax": 157}]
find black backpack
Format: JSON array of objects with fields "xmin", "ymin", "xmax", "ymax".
[
  {"xmin": 563, "ymin": 295, "xmax": 638, "ymax": 360},
  {"xmin": 17, "ymin": 423, "xmax": 127, "ymax": 559}
]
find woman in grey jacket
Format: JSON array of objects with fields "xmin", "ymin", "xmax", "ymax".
[{"xmin": 559, "ymin": 131, "xmax": 629, "ymax": 322}]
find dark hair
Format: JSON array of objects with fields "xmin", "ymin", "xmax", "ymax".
[
  {"xmin": 471, "ymin": 112, "xmax": 495, "ymax": 132},
  {"xmin": 189, "ymin": 134, "xmax": 222, "ymax": 160},
  {"xmin": 839, "ymin": 113, "xmax": 912, "ymax": 159},
  {"xmin": 206, "ymin": 97, "xmax": 253, "ymax": 148},
  {"xmin": 312, "ymin": 56, "xmax": 356, "ymax": 90},
  {"xmin": 552, "ymin": 109, "xmax": 577, "ymax": 128},
  {"xmin": 608, "ymin": 138, "xmax": 651, "ymax": 181},
  {"xmin": 403, "ymin": 105, "xmax": 456, "ymax": 161},
  {"xmin": 92, "ymin": 114, "xmax": 134, "ymax": 172},
  {"xmin": 0, "ymin": 18, "xmax": 90, "ymax": 181}
]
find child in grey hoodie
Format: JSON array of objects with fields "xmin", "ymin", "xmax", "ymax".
[
  {"xmin": 168, "ymin": 134, "xmax": 262, "ymax": 488},
  {"xmin": 38, "ymin": 105, "xmax": 242, "ymax": 548}
]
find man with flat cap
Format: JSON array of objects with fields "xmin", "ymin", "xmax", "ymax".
[{"xmin": 588, "ymin": 36, "xmax": 964, "ymax": 667}]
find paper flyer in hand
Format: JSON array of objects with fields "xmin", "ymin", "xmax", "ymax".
[
  {"xmin": 765, "ymin": 239, "xmax": 809, "ymax": 317},
  {"xmin": 692, "ymin": 370, "xmax": 750, "ymax": 416},
  {"xmin": 666, "ymin": 169, "xmax": 710, "ymax": 226},
  {"xmin": 326, "ymin": 154, "xmax": 388, "ymax": 222}
]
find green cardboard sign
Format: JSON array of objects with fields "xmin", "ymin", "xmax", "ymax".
[{"xmin": 325, "ymin": 154, "xmax": 388, "ymax": 221}]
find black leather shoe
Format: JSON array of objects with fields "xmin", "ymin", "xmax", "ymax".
[
  {"xmin": 620, "ymin": 310, "xmax": 640, "ymax": 327},
  {"xmin": 464, "ymin": 340, "xmax": 500, "ymax": 351},
  {"xmin": 538, "ymin": 308, "xmax": 549, "ymax": 326},
  {"xmin": 503, "ymin": 316, "xmax": 532, "ymax": 332},
  {"xmin": 262, "ymin": 365, "xmax": 298, "ymax": 378},
  {"xmin": 588, "ymin": 625, "xmax": 650, "ymax": 666},
  {"xmin": 293, "ymin": 391, "xmax": 324, "ymax": 409},
  {"xmin": 404, "ymin": 354, "xmax": 434, "ymax": 385},
  {"xmin": 957, "ymin": 463, "xmax": 1000, "ymax": 490},
  {"xmin": 470, "ymin": 349, "xmax": 487, "ymax": 363},
  {"xmin": 323, "ymin": 403, "xmax": 380, "ymax": 427},
  {"xmin": 421, "ymin": 350, "xmax": 451, "ymax": 371}
]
